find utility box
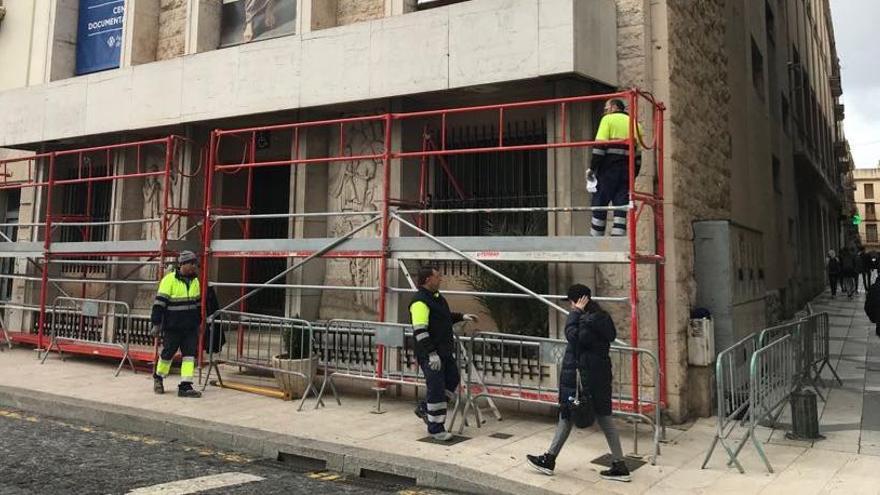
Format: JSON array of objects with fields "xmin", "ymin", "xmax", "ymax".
[
  {"xmin": 688, "ymin": 317, "xmax": 715, "ymax": 366},
  {"xmin": 694, "ymin": 221, "xmax": 767, "ymax": 355}
]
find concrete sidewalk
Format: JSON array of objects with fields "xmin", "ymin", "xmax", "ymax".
[{"xmin": 2, "ymin": 290, "xmax": 880, "ymax": 494}]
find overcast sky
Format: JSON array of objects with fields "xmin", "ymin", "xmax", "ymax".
[{"xmin": 831, "ymin": 1, "xmax": 880, "ymax": 169}]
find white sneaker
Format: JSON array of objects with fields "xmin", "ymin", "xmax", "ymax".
[{"xmin": 431, "ymin": 431, "xmax": 453, "ymax": 441}]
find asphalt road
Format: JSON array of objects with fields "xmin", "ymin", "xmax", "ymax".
[{"xmin": 0, "ymin": 407, "xmax": 444, "ymax": 495}]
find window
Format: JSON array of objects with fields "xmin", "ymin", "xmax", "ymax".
[
  {"xmin": 868, "ymin": 224, "xmax": 878, "ymax": 243},
  {"xmin": 866, "ymin": 183, "xmax": 874, "ymax": 199},
  {"xmin": 751, "ymin": 38, "xmax": 765, "ymax": 98},
  {"xmin": 0, "ymin": 190, "xmax": 21, "ymax": 301},
  {"xmin": 867, "ymin": 203, "xmax": 876, "ymax": 220},
  {"xmin": 772, "ymin": 156, "xmax": 782, "ymax": 193}
]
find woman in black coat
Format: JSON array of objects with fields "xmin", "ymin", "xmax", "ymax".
[{"xmin": 526, "ymin": 284, "xmax": 630, "ymax": 482}]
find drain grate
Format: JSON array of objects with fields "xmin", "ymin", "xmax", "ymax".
[
  {"xmin": 489, "ymin": 433, "xmax": 514, "ymax": 439},
  {"xmin": 417, "ymin": 435, "xmax": 471, "ymax": 446},
  {"xmin": 276, "ymin": 451, "xmax": 327, "ymax": 471},
  {"xmin": 590, "ymin": 454, "xmax": 647, "ymax": 472}
]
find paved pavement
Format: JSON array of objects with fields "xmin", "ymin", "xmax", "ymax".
[
  {"xmin": 0, "ymin": 406, "xmax": 441, "ymax": 495},
  {"xmin": 2, "ymin": 289, "xmax": 880, "ymax": 494}
]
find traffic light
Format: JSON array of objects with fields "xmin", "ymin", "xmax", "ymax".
[{"xmin": 853, "ymin": 213, "xmax": 863, "ymax": 225}]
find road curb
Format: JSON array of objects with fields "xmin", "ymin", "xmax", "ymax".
[{"xmin": 0, "ymin": 385, "xmax": 555, "ymax": 495}]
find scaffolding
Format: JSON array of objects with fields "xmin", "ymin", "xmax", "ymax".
[
  {"xmin": 202, "ymin": 88, "xmax": 667, "ymax": 410},
  {"xmin": 0, "ymin": 136, "xmax": 204, "ymax": 363},
  {"xmin": 0, "ymin": 88, "xmax": 666, "ymax": 416}
]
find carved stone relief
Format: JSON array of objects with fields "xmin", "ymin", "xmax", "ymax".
[{"xmin": 320, "ymin": 119, "xmax": 385, "ymax": 319}]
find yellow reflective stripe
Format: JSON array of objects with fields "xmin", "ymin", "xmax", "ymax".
[
  {"xmin": 410, "ymin": 301, "xmax": 429, "ymax": 327},
  {"xmin": 181, "ymin": 357, "xmax": 195, "ymax": 380},
  {"xmin": 156, "ymin": 359, "xmax": 172, "ymax": 377}
]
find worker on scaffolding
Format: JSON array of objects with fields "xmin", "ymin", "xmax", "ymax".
[
  {"xmin": 589, "ymin": 98, "xmax": 642, "ymax": 237},
  {"xmin": 150, "ymin": 250, "xmax": 202, "ymax": 398},
  {"xmin": 410, "ymin": 265, "xmax": 478, "ymax": 441}
]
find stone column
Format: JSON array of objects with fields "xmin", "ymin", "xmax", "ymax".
[
  {"xmin": 184, "ymin": 0, "xmax": 221, "ymax": 55},
  {"xmin": 546, "ymin": 81, "xmax": 596, "ymax": 339},
  {"xmin": 287, "ymin": 127, "xmax": 329, "ymax": 321}
]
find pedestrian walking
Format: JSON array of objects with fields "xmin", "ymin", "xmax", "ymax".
[
  {"xmin": 840, "ymin": 247, "xmax": 857, "ymax": 298},
  {"xmin": 589, "ymin": 99, "xmax": 642, "ymax": 237},
  {"xmin": 151, "ymin": 250, "xmax": 203, "ymax": 398},
  {"xmin": 410, "ymin": 266, "xmax": 478, "ymax": 441},
  {"xmin": 827, "ymin": 249, "xmax": 841, "ymax": 298},
  {"xmin": 526, "ymin": 284, "xmax": 631, "ymax": 482},
  {"xmin": 861, "ymin": 247, "xmax": 874, "ymax": 291},
  {"xmin": 866, "ymin": 278, "xmax": 880, "ymax": 338}
]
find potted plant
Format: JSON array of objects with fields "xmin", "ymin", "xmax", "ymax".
[{"xmin": 271, "ymin": 320, "xmax": 318, "ymax": 400}]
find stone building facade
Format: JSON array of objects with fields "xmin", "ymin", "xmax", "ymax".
[
  {"xmin": 0, "ymin": 0, "xmax": 853, "ymax": 420},
  {"xmin": 853, "ymin": 168, "xmax": 880, "ymax": 251}
]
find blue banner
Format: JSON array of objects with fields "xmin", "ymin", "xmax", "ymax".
[{"xmin": 75, "ymin": 0, "xmax": 125, "ymax": 75}]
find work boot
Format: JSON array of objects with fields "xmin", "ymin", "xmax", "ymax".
[
  {"xmin": 153, "ymin": 374, "xmax": 164, "ymax": 395},
  {"xmin": 526, "ymin": 453, "xmax": 556, "ymax": 476},
  {"xmin": 431, "ymin": 431, "xmax": 453, "ymax": 441},
  {"xmin": 414, "ymin": 401, "xmax": 429, "ymax": 425},
  {"xmin": 177, "ymin": 382, "xmax": 202, "ymax": 398},
  {"xmin": 599, "ymin": 460, "xmax": 631, "ymax": 482}
]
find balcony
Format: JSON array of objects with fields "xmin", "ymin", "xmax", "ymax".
[
  {"xmin": 830, "ymin": 75, "xmax": 842, "ymax": 97},
  {"xmin": 0, "ymin": 0, "xmax": 617, "ymax": 148},
  {"xmin": 835, "ymin": 103, "xmax": 845, "ymax": 121}
]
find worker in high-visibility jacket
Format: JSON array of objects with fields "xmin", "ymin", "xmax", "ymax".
[
  {"xmin": 410, "ymin": 265, "xmax": 478, "ymax": 441},
  {"xmin": 151, "ymin": 250, "xmax": 202, "ymax": 398},
  {"xmin": 589, "ymin": 98, "xmax": 643, "ymax": 237}
]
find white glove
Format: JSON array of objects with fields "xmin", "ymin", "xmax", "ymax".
[
  {"xmin": 586, "ymin": 169, "xmax": 598, "ymax": 193},
  {"xmin": 149, "ymin": 324, "xmax": 161, "ymax": 338},
  {"xmin": 462, "ymin": 313, "xmax": 479, "ymax": 322},
  {"xmin": 428, "ymin": 352, "xmax": 442, "ymax": 371}
]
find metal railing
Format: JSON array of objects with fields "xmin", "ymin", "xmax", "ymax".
[
  {"xmin": 702, "ymin": 333, "xmax": 758, "ymax": 472},
  {"xmin": 39, "ymin": 296, "xmax": 135, "ymax": 376},
  {"xmin": 743, "ymin": 335, "xmax": 796, "ymax": 473},
  {"xmin": 800, "ymin": 312, "xmax": 842, "ymax": 391},
  {"xmin": 202, "ymin": 310, "xmax": 319, "ymax": 411},
  {"xmin": 704, "ymin": 311, "xmax": 843, "ymax": 473},
  {"xmin": 471, "ymin": 332, "xmax": 662, "ymax": 462},
  {"xmin": 0, "ymin": 311, "xmax": 12, "ymax": 350}
]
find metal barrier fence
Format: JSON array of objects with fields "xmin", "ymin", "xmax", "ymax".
[
  {"xmin": 701, "ymin": 333, "xmax": 757, "ymax": 472},
  {"xmin": 314, "ymin": 319, "xmax": 501, "ymax": 427},
  {"xmin": 313, "ymin": 322, "xmax": 662, "ymax": 462},
  {"xmin": 801, "ymin": 312, "xmax": 842, "ymax": 392},
  {"xmin": 470, "ymin": 332, "xmax": 663, "ymax": 462},
  {"xmin": 315, "ymin": 319, "xmax": 420, "ymax": 413},
  {"xmin": 0, "ymin": 311, "xmax": 11, "ymax": 350},
  {"xmin": 704, "ymin": 311, "xmax": 842, "ymax": 473},
  {"xmin": 742, "ymin": 335, "xmax": 795, "ymax": 473},
  {"xmin": 203, "ymin": 310, "xmax": 319, "ymax": 411},
  {"xmin": 39, "ymin": 297, "xmax": 135, "ymax": 376}
]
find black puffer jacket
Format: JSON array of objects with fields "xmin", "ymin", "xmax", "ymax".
[{"xmin": 558, "ymin": 301, "xmax": 617, "ymax": 417}]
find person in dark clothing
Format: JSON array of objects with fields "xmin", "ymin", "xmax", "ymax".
[
  {"xmin": 861, "ymin": 247, "xmax": 874, "ymax": 291},
  {"xmin": 526, "ymin": 284, "xmax": 630, "ymax": 482},
  {"xmin": 840, "ymin": 247, "xmax": 857, "ymax": 298},
  {"xmin": 410, "ymin": 266, "xmax": 477, "ymax": 441},
  {"xmin": 827, "ymin": 249, "xmax": 841, "ymax": 298},
  {"xmin": 866, "ymin": 278, "xmax": 880, "ymax": 338}
]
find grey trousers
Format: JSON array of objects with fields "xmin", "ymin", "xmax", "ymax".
[{"xmin": 547, "ymin": 413, "xmax": 624, "ymax": 461}]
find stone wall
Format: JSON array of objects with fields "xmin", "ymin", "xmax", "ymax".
[
  {"xmin": 157, "ymin": 0, "xmax": 187, "ymax": 60},
  {"xmin": 336, "ymin": 0, "xmax": 385, "ymax": 26},
  {"xmin": 609, "ymin": 0, "xmax": 731, "ymax": 421}
]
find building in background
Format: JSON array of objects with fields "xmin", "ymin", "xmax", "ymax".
[
  {"xmin": 0, "ymin": 0, "xmax": 855, "ymax": 420},
  {"xmin": 853, "ymin": 168, "xmax": 880, "ymax": 251}
]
